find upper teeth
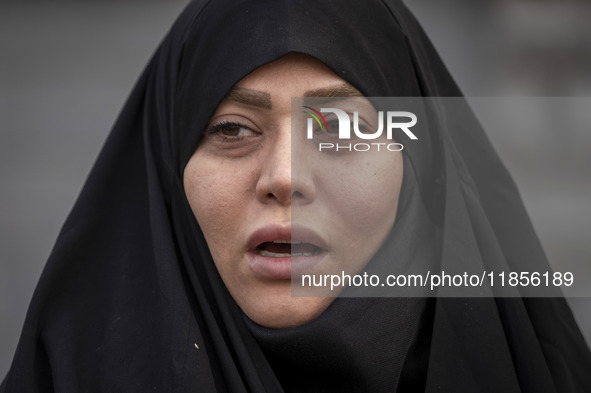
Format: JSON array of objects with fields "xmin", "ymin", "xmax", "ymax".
[
  {"xmin": 271, "ymin": 240, "xmax": 302, "ymax": 244},
  {"xmin": 259, "ymin": 250, "xmax": 315, "ymax": 257}
]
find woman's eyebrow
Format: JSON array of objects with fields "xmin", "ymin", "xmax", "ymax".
[
  {"xmin": 226, "ymin": 87, "xmax": 272, "ymax": 109},
  {"xmin": 304, "ymin": 83, "xmax": 364, "ymax": 97},
  {"xmin": 224, "ymin": 83, "xmax": 362, "ymax": 109}
]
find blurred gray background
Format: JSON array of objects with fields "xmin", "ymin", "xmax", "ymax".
[{"xmin": 1, "ymin": 0, "xmax": 590, "ymax": 378}]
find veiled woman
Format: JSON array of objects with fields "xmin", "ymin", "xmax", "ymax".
[{"xmin": 2, "ymin": 1, "xmax": 590, "ymax": 392}]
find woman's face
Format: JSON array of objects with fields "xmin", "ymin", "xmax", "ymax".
[{"xmin": 184, "ymin": 53, "xmax": 403, "ymax": 328}]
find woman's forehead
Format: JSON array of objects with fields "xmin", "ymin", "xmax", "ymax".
[{"xmin": 223, "ymin": 53, "xmax": 362, "ymax": 103}]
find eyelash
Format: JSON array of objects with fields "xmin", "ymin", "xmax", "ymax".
[{"xmin": 206, "ymin": 121, "xmax": 258, "ymax": 142}]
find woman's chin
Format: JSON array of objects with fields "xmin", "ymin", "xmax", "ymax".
[{"xmin": 242, "ymin": 295, "xmax": 334, "ymax": 329}]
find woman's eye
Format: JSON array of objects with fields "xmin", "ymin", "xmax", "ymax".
[
  {"xmin": 313, "ymin": 119, "xmax": 340, "ymax": 137},
  {"xmin": 207, "ymin": 122, "xmax": 258, "ymax": 139},
  {"xmin": 355, "ymin": 122, "xmax": 370, "ymax": 134},
  {"xmin": 326, "ymin": 120, "xmax": 340, "ymax": 135},
  {"xmin": 315, "ymin": 119, "xmax": 370, "ymax": 137}
]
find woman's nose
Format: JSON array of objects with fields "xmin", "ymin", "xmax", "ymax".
[{"xmin": 256, "ymin": 127, "xmax": 315, "ymax": 206}]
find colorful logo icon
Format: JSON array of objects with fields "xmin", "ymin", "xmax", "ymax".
[{"xmin": 302, "ymin": 106, "xmax": 328, "ymax": 132}]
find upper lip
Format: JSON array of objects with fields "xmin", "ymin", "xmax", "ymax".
[{"xmin": 246, "ymin": 222, "xmax": 329, "ymax": 252}]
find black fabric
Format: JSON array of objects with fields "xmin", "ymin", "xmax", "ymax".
[
  {"xmin": 3, "ymin": 1, "xmax": 591, "ymax": 392},
  {"xmin": 246, "ymin": 297, "xmax": 433, "ymax": 393}
]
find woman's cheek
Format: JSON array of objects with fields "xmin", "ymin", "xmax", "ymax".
[
  {"xmin": 185, "ymin": 160, "xmax": 228, "ymax": 239},
  {"xmin": 317, "ymin": 152, "xmax": 402, "ymax": 229},
  {"xmin": 184, "ymin": 157, "xmax": 257, "ymax": 261}
]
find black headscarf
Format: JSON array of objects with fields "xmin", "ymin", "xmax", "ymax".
[{"xmin": 3, "ymin": 0, "xmax": 591, "ymax": 392}]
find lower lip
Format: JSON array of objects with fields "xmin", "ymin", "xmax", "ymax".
[{"xmin": 246, "ymin": 251, "xmax": 327, "ymax": 280}]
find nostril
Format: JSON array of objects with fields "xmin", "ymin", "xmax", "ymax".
[{"xmin": 292, "ymin": 191, "xmax": 304, "ymax": 199}]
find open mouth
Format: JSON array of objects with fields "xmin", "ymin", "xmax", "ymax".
[{"xmin": 255, "ymin": 240, "xmax": 324, "ymax": 257}]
